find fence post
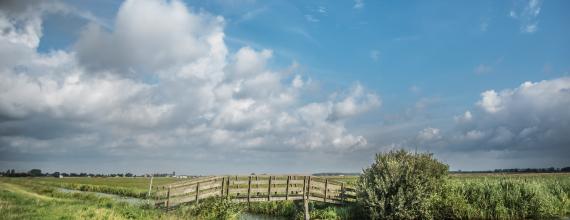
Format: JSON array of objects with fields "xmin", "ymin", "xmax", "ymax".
[
  {"xmin": 307, "ymin": 176, "xmax": 312, "ymax": 199},
  {"xmin": 303, "ymin": 176, "xmax": 310, "ymax": 220},
  {"xmin": 166, "ymin": 185, "xmax": 171, "ymax": 209},
  {"xmin": 324, "ymin": 178, "xmax": 328, "ymax": 203},
  {"xmin": 247, "ymin": 176, "xmax": 252, "ymax": 208},
  {"xmin": 285, "ymin": 176, "xmax": 290, "ymax": 200},
  {"xmin": 226, "ymin": 176, "xmax": 230, "ymax": 199},
  {"xmin": 341, "ymin": 182, "xmax": 345, "ymax": 204},
  {"xmin": 147, "ymin": 175, "xmax": 153, "ymax": 198},
  {"xmin": 268, "ymin": 176, "xmax": 272, "ymax": 201},
  {"xmin": 220, "ymin": 177, "xmax": 225, "ymax": 197},
  {"xmin": 195, "ymin": 182, "xmax": 200, "ymax": 204}
]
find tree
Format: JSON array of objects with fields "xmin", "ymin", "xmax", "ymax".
[
  {"xmin": 29, "ymin": 169, "xmax": 42, "ymax": 176},
  {"xmin": 356, "ymin": 149, "xmax": 449, "ymax": 219}
]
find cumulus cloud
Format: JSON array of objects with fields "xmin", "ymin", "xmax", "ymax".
[
  {"xmin": 417, "ymin": 127, "xmax": 441, "ymax": 141},
  {"xmin": 75, "ymin": 0, "xmax": 225, "ymax": 74},
  {"xmin": 375, "ymin": 77, "xmax": 569, "ymax": 170},
  {"xmin": 327, "ymin": 83, "xmax": 381, "ymax": 121},
  {"xmin": 0, "ymin": 0, "xmax": 380, "ymax": 168},
  {"xmin": 445, "ymin": 77, "xmax": 569, "ymax": 160}
]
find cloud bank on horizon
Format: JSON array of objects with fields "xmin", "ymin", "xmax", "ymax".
[{"xmin": 0, "ymin": 0, "xmax": 568, "ymax": 174}]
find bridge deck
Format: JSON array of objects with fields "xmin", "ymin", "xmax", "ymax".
[{"xmin": 153, "ymin": 175, "xmax": 356, "ymax": 208}]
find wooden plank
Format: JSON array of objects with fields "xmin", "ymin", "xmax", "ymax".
[
  {"xmin": 308, "ymin": 196, "xmax": 343, "ymax": 204},
  {"xmin": 250, "ymin": 180, "xmax": 267, "ymax": 185},
  {"xmin": 231, "ymin": 180, "xmax": 250, "ymax": 185},
  {"xmin": 166, "ymin": 176, "xmax": 221, "ymax": 189},
  {"xmin": 169, "ymin": 184, "xmax": 197, "ymax": 196},
  {"xmin": 289, "ymin": 179, "xmax": 304, "ymax": 185},
  {"xmin": 199, "ymin": 182, "xmax": 222, "ymax": 191}
]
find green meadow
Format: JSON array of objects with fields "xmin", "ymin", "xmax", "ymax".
[{"xmin": 1, "ymin": 173, "xmax": 569, "ymax": 219}]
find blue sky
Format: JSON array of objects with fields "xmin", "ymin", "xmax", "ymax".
[{"xmin": 1, "ymin": 0, "xmax": 569, "ymax": 174}]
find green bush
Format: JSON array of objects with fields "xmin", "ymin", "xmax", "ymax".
[{"xmin": 356, "ymin": 149, "xmax": 448, "ymax": 219}]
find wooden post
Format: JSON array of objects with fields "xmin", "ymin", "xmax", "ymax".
[
  {"xmin": 166, "ymin": 185, "xmax": 171, "ymax": 209},
  {"xmin": 341, "ymin": 182, "xmax": 345, "ymax": 204},
  {"xmin": 220, "ymin": 177, "xmax": 225, "ymax": 197},
  {"xmin": 147, "ymin": 175, "xmax": 153, "ymax": 198},
  {"xmin": 195, "ymin": 182, "xmax": 200, "ymax": 203},
  {"xmin": 303, "ymin": 176, "xmax": 310, "ymax": 220},
  {"xmin": 268, "ymin": 176, "xmax": 272, "ymax": 201},
  {"xmin": 285, "ymin": 176, "xmax": 290, "ymax": 200},
  {"xmin": 247, "ymin": 176, "xmax": 252, "ymax": 208},
  {"xmin": 324, "ymin": 179, "xmax": 328, "ymax": 203},
  {"xmin": 307, "ymin": 176, "xmax": 312, "ymax": 199},
  {"xmin": 226, "ymin": 177, "xmax": 230, "ymax": 199}
]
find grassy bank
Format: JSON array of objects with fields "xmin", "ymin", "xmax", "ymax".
[
  {"xmin": 21, "ymin": 177, "xmax": 186, "ymax": 198},
  {"xmin": 0, "ymin": 179, "xmax": 168, "ymax": 219}
]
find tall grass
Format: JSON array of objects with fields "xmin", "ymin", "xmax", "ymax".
[{"xmin": 433, "ymin": 175, "xmax": 570, "ymax": 219}]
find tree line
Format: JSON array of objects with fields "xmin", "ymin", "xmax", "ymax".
[
  {"xmin": 0, "ymin": 169, "xmax": 177, "ymax": 178},
  {"xmin": 452, "ymin": 166, "xmax": 570, "ymax": 173}
]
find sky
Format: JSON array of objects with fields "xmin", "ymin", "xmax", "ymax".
[{"xmin": 0, "ymin": 0, "xmax": 569, "ymax": 175}]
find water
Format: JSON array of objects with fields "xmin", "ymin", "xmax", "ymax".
[
  {"xmin": 239, "ymin": 213, "xmax": 288, "ymax": 220},
  {"xmin": 56, "ymin": 188, "xmax": 147, "ymax": 205}
]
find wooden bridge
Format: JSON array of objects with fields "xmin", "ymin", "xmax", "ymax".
[{"xmin": 153, "ymin": 175, "xmax": 356, "ymax": 208}]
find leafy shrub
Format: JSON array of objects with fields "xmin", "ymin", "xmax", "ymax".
[{"xmin": 356, "ymin": 149, "xmax": 448, "ymax": 219}]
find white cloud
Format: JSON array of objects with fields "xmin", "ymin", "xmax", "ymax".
[
  {"xmin": 353, "ymin": 0, "xmax": 364, "ymax": 9},
  {"xmin": 454, "ymin": 111, "xmax": 473, "ymax": 123},
  {"xmin": 417, "ymin": 127, "xmax": 441, "ymax": 141},
  {"xmin": 382, "ymin": 77, "xmax": 570, "ymax": 169},
  {"xmin": 477, "ymin": 90, "xmax": 503, "ymax": 113},
  {"xmin": 452, "ymin": 77, "xmax": 570, "ymax": 154},
  {"xmin": 328, "ymin": 83, "xmax": 381, "ymax": 121},
  {"xmin": 75, "ymin": 0, "xmax": 225, "ymax": 73},
  {"xmin": 0, "ymin": 0, "xmax": 381, "ymax": 165},
  {"xmin": 509, "ymin": 0, "xmax": 543, "ymax": 33}
]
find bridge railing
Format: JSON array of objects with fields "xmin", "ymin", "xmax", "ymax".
[{"xmin": 153, "ymin": 175, "xmax": 356, "ymax": 208}]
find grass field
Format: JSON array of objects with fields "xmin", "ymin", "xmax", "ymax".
[
  {"xmin": 28, "ymin": 177, "xmax": 187, "ymax": 198},
  {"xmin": 1, "ymin": 173, "xmax": 569, "ymax": 219}
]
